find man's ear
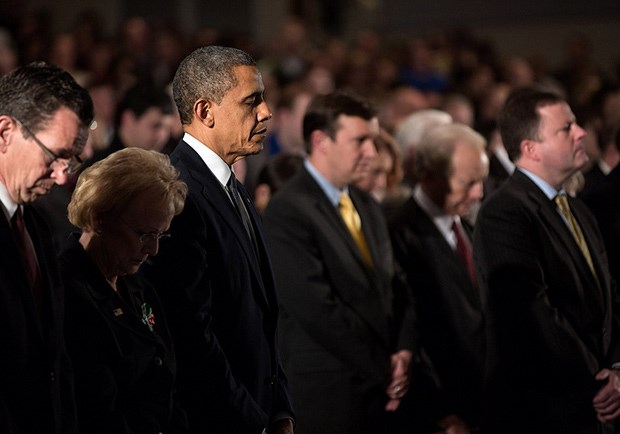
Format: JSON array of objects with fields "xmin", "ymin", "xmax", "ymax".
[
  {"xmin": 521, "ymin": 139, "xmax": 540, "ymax": 161},
  {"xmin": 0, "ymin": 115, "xmax": 16, "ymax": 154},
  {"xmin": 310, "ymin": 130, "xmax": 330, "ymax": 155},
  {"xmin": 194, "ymin": 99, "xmax": 214, "ymax": 127}
]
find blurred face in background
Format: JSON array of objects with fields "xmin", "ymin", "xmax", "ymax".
[{"xmin": 120, "ymin": 107, "xmax": 172, "ymax": 152}]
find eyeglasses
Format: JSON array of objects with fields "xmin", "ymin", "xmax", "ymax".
[
  {"xmin": 14, "ymin": 118, "xmax": 83, "ymax": 174},
  {"xmin": 121, "ymin": 220, "xmax": 171, "ymax": 244}
]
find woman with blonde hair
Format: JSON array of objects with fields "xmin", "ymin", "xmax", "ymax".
[{"xmin": 61, "ymin": 147, "xmax": 188, "ymax": 433}]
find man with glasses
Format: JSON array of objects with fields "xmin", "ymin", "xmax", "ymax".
[{"xmin": 0, "ymin": 61, "xmax": 93, "ymax": 434}]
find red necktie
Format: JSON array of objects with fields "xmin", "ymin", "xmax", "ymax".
[
  {"xmin": 11, "ymin": 207, "xmax": 44, "ymax": 312},
  {"xmin": 452, "ymin": 220, "xmax": 477, "ymax": 286}
]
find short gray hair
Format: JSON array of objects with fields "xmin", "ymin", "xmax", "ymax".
[
  {"xmin": 172, "ymin": 45, "xmax": 256, "ymax": 125},
  {"xmin": 416, "ymin": 123, "xmax": 486, "ymax": 180}
]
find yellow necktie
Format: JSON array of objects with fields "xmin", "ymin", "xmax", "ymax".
[
  {"xmin": 339, "ymin": 192, "xmax": 373, "ymax": 267},
  {"xmin": 554, "ymin": 194, "xmax": 598, "ymax": 281}
]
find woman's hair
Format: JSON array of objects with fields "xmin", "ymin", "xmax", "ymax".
[{"xmin": 68, "ymin": 147, "xmax": 187, "ymax": 230}]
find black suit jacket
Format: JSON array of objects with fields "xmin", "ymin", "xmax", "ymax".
[
  {"xmin": 389, "ymin": 197, "xmax": 485, "ymax": 427},
  {"xmin": 483, "ymin": 153, "xmax": 512, "ymax": 198},
  {"xmin": 474, "ymin": 169, "xmax": 620, "ymax": 434},
  {"xmin": 582, "ymin": 164, "xmax": 620, "ymax": 285},
  {"xmin": 142, "ymin": 141, "xmax": 292, "ymax": 434},
  {"xmin": 0, "ymin": 205, "xmax": 76, "ymax": 434},
  {"xmin": 263, "ymin": 166, "xmax": 415, "ymax": 434},
  {"xmin": 60, "ymin": 235, "xmax": 186, "ymax": 434}
]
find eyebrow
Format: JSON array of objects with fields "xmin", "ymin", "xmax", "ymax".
[{"xmin": 242, "ymin": 91, "xmax": 263, "ymax": 102}]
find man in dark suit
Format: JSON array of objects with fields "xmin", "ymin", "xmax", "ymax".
[
  {"xmin": 263, "ymin": 92, "xmax": 415, "ymax": 434},
  {"xmin": 142, "ymin": 46, "xmax": 294, "ymax": 434},
  {"xmin": 389, "ymin": 123, "xmax": 489, "ymax": 433},
  {"xmin": 474, "ymin": 88, "xmax": 620, "ymax": 434},
  {"xmin": 0, "ymin": 62, "xmax": 93, "ymax": 434},
  {"xmin": 582, "ymin": 138, "xmax": 620, "ymax": 288}
]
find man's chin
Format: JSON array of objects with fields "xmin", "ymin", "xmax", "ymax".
[
  {"xmin": 27, "ymin": 187, "xmax": 52, "ymax": 202},
  {"xmin": 245, "ymin": 141, "xmax": 264, "ymax": 156}
]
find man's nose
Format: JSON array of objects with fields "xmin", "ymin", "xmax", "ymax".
[{"xmin": 50, "ymin": 161, "xmax": 69, "ymax": 185}]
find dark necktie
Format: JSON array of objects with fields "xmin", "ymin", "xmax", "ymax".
[
  {"xmin": 452, "ymin": 219, "xmax": 476, "ymax": 286},
  {"xmin": 11, "ymin": 207, "xmax": 44, "ymax": 313},
  {"xmin": 227, "ymin": 173, "xmax": 259, "ymax": 254}
]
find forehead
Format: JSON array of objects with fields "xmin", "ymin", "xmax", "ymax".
[
  {"xmin": 42, "ymin": 107, "xmax": 83, "ymax": 152},
  {"xmin": 135, "ymin": 107, "xmax": 167, "ymax": 123},
  {"xmin": 335, "ymin": 114, "xmax": 375, "ymax": 136},
  {"xmin": 226, "ymin": 65, "xmax": 263, "ymax": 99},
  {"xmin": 451, "ymin": 141, "xmax": 486, "ymax": 173},
  {"xmin": 538, "ymin": 102, "xmax": 573, "ymax": 126}
]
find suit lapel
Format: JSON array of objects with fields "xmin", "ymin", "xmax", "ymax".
[
  {"xmin": 299, "ymin": 170, "xmax": 390, "ymax": 342},
  {"xmin": 175, "ymin": 143, "xmax": 271, "ymax": 308},
  {"xmin": 4, "ymin": 208, "xmax": 45, "ymax": 339},
  {"xmin": 411, "ymin": 199, "xmax": 482, "ymax": 307},
  {"xmin": 514, "ymin": 172, "xmax": 603, "ymax": 303}
]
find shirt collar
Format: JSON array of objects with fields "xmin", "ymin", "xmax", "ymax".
[
  {"xmin": 304, "ymin": 159, "xmax": 347, "ymax": 207},
  {"xmin": 183, "ymin": 132, "xmax": 232, "ymax": 187},
  {"xmin": 0, "ymin": 181, "xmax": 17, "ymax": 223},
  {"xmin": 517, "ymin": 167, "xmax": 560, "ymax": 200},
  {"xmin": 414, "ymin": 184, "xmax": 458, "ymax": 249}
]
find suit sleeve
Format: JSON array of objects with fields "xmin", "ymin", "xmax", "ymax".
[{"xmin": 263, "ymin": 196, "xmax": 390, "ymax": 383}]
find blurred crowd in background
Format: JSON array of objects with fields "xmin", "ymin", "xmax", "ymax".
[{"xmin": 1, "ymin": 11, "xmax": 619, "ymax": 201}]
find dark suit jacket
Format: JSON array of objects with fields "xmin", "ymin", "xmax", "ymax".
[
  {"xmin": 0, "ymin": 205, "xmax": 76, "ymax": 434},
  {"xmin": 580, "ymin": 163, "xmax": 607, "ymax": 199},
  {"xmin": 582, "ymin": 164, "xmax": 620, "ymax": 285},
  {"xmin": 474, "ymin": 169, "xmax": 620, "ymax": 434},
  {"xmin": 263, "ymin": 166, "xmax": 415, "ymax": 434},
  {"xmin": 483, "ymin": 153, "xmax": 512, "ymax": 199},
  {"xmin": 389, "ymin": 197, "xmax": 485, "ymax": 428},
  {"xmin": 142, "ymin": 141, "xmax": 292, "ymax": 434},
  {"xmin": 60, "ymin": 235, "xmax": 186, "ymax": 434}
]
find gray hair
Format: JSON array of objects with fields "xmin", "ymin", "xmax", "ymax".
[{"xmin": 172, "ymin": 45, "xmax": 256, "ymax": 125}]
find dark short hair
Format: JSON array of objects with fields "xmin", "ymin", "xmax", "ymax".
[
  {"xmin": 498, "ymin": 87, "xmax": 564, "ymax": 162},
  {"xmin": 115, "ymin": 81, "xmax": 173, "ymax": 128},
  {"xmin": 172, "ymin": 45, "xmax": 256, "ymax": 125},
  {"xmin": 303, "ymin": 91, "xmax": 377, "ymax": 154},
  {"xmin": 0, "ymin": 61, "xmax": 93, "ymax": 134}
]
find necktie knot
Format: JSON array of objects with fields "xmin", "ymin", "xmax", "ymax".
[
  {"xmin": 339, "ymin": 192, "xmax": 361, "ymax": 232},
  {"xmin": 554, "ymin": 194, "xmax": 570, "ymax": 215}
]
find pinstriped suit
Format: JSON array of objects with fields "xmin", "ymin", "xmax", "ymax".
[{"xmin": 474, "ymin": 169, "xmax": 620, "ymax": 434}]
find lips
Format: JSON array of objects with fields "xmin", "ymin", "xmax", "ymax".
[{"xmin": 252, "ymin": 127, "xmax": 268, "ymax": 137}]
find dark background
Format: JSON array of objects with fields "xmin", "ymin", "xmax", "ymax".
[{"xmin": 1, "ymin": 0, "xmax": 620, "ymax": 73}]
